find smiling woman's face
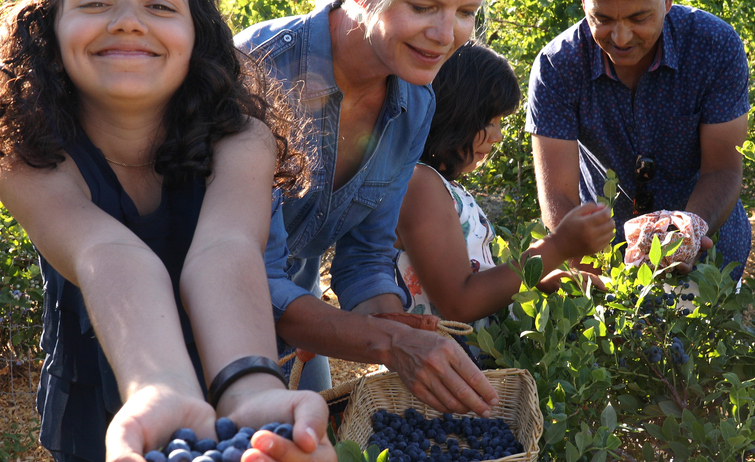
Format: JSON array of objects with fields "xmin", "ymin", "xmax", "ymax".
[
  {"xmin": 55, "ymin": 0, "xmax": 195, "ymax": 108},
  {"xmin": 365, "ymin": 0, "xmax": 482, "ymax": 86}
]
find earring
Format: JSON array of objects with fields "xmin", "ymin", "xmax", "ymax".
[{"xmin": 52, "ymin": 62, "xmax": 62, "ymax": 73}]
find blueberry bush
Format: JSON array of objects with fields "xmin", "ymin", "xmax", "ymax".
[
  {"xmin": 466, "ymin": 174, "xmax": 755, "ymax": 461},
  {"xmin": 0, "ymin": 204, "xmax": 44, "ymax": 367}
]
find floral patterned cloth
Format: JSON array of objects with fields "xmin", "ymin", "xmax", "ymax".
[
  {"xmin": 624, "ymin": 210, "xmax": 708, "ymax": 267},
  {"xmin": 396, "ymin": 165, "xmax": 495, "ymax": 330}
]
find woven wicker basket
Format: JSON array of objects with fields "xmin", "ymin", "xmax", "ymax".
[{"xmin": 337, "ymin": 369, "xmax": 543, "ymax": 462}]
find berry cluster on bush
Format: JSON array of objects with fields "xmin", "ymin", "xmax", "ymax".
[
  {"xmin": 367, "ymin": 408, "xmax": 524, "ymax": 462},
  {"xmin": 144, "ymin": 417, "xmax": 293, "ymax": 462}
]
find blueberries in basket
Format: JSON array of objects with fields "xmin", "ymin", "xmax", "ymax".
[
  {"xmin": 369, "ymin": 408, "xmax": 525, "ymax": 462},
  {"xmin": 144, "ymin": 419, "xmax": 295, "ymax": 462}
]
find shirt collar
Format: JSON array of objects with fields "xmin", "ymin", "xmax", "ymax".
[
  {"xmin": 300, "ymin": 0, "xmax": 408, "ymax": 115},
  {"xmin": 588, "ymin": 14, "xmax": 678, "ymax": 81}
]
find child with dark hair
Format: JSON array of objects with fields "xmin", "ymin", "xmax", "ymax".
[
  {"xmin": 0, "ymin": 0, "xmax": 331, "ymax": 460},
  {"xmin": 395, "ymin": 41, "xmax": 615, "ymax": 325}
]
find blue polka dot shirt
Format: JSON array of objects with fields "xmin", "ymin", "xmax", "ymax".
[{"xmin": 526, "ymin": 5, "xmax": 751, "ymax": 278}]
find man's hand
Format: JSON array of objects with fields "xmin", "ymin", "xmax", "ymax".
[{"xmin": 676, "ymin": 235, "xmax": 714, "ymax": 274}]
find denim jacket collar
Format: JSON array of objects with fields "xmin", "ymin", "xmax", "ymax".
[{"xmin": 300, "ymin": 0, "xmax": 409, "ymax": 116}]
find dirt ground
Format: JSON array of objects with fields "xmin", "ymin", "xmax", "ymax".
[{"xmin": 2, "ymin": 217, "xmax": 755, "ymax": 460}]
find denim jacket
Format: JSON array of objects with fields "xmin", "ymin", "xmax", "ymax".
[{"xmin": 236, "ymin": 1, "xmax": 435, "ymax": 317}]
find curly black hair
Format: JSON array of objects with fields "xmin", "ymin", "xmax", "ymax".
[
  {"xmin": 421, "ymin": 40, "xmax": 521, "ymax": 181},
  {"xmin": 0, "ymin": 0, "xmax": 310, "ymax": 194}
]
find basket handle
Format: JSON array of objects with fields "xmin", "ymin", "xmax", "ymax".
[{"xmin": 371, "ymin": 312, "xmax": 473, "ymax": 337}]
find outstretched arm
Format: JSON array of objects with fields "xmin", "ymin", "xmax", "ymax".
[
  {"xmin": 0, "ymin": 157, "xmax": 210, "ymax": 459},
  {"xmin": 103, "ymin": 121, "xmax": 333, "ymax": 461},
  {"xmin": 396, "ymin": 165, "xmax": 613, "ymax": 324}
]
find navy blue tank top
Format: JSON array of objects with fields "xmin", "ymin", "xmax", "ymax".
[{"xmin": 36, "ymin": 129, "xmax": 206, "ymax": 461}]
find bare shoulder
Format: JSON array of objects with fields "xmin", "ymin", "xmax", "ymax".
[{"xmin": 407, "ymin": 164, "xmax": 451, "ymax": 197}]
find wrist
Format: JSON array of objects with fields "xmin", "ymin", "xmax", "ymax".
[
  {"xmin": 207, "ymin": 355, "xmax": 287, "ymax": 408},
  {"xmin": 363, "ymin": 314, "xmax": 411, "ymax": 368},
  {"xmin": 121, "ymin": 369, "xmax": 204, "ymax": 403},
  {"xmin": 215, "ymin": 371, "xmax": 288, "ymax": 417}
]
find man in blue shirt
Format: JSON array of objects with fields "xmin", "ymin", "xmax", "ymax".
[{"xmin": 526, "ymin": 0, "xmax": 750, "ymax": 279}]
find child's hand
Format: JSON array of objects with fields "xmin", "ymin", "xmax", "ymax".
[
  {"xmin": 552, "ymin": 202, "xmax": 615, "ymax": 260},
  {"xmin": 537, "ymin": 268, "xmax": 607, "ymax": 293}
]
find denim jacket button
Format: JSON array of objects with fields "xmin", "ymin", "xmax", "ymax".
[
  {"xmin": 316, "ymin": 212, "xmax": 324, "ymax": 219},
  {"xmin": 283, "ymin": 33, "xmax": 293, "ymax": 43}
]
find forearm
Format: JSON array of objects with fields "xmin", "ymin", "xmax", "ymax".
[
  {"xmin": 181, "ymin": 239, "xmax": 278, "ymax": 383},
  {"xmin": 351, "ymin": 293, "xmax": 404, "ymax": 315},
  {"xmin": 78, "ymin": 244, "xmax": 200, "ymax": 401},
  {"xmin": 276, "ymin": 296, "xmax": 406, "ymax": 367},
  {"xmin": 684, "ymin": 169, "xmax": 742, "ymax": 235},
  {"xmin": 431, "ymin": 236, "xmax": 569, "ymax": 323}
]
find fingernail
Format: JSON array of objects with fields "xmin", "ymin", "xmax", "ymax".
[
  {"xmin": 482, "ymin": 409, "xmax": 491, "ymax": 418},
  {"xmin": 305, "ymin": 426, "xmax": 318, "ymax": 442},
  {"xmin": 490, "ymin": 397, "xmax": 499, "ymax": 406},
  {"xmin": 263, "ymin": 438, "xmax": 274, "ymax": 451}
]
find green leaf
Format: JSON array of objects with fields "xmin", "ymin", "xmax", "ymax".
[
  {"xmin": 691, "ymin": 421, "xmax": 706, "ymax": 444},
  {"xmin": 644, "ymin": 423, "xmax": 665, "ymax": 441},
  {"xmin": 720, "ymin": 420, "xmax": 736, "ymax": 440},
  {"xmin": 659, "ymin": 400, "xmax": 682, "ymax": 418},
  {"xmin": 565, "ymin": 441, "xmax": 581, "ymax": 462},
  {"xmin": 362, "ymin": 445, "xmax": 382, "ymax": 462},
  {"xmin": 617, "ymin": 394, "xmax": 640, "ymax": 413},
  {"xmin": 600, "ymin": 403, "xmax": 617, "ymax": 432},
  {"xmin": 520, "ymin": 330, "xmax": 546, "ymax": 346},
  {"xmin": 667, "ymin": 441, "xmax": 691, "ymax": 460},
  {"xmin": 523, "ymin": 255, "xmax": 544, "ymax": 289},
  {"xmin": 661, "ymin": 415, "xmax": 679, "ymax": 440},
  {"xmin": 590, "ymin": 449, "xmax": 607, "ymax": 462},
  {"xmin": 638, "ymin": 264, "xmax": 653, "ymax": 287},
  {"xmin": 649, "ymin": 235, "xmax": 662, "ymax": 266},
  {"xmin": 642, "ymin": 442, "xmax": 655, "ymax": 462},
  {"xmin": 376, "ymin": 448, "xmax": 389, "ymax": 462},
  {"xmin": 476, "ymin": 328, "xmax": 497, "ymax": 357},
  {"xmin": 535, "ymin": 305, "xmax": 550, "ymax": 332},
  {"xmin": 335, "ymin": 440, "xmax": 363, "ymax": 462},
  {"xmin": 576, "ymin": 429, "xmax": 592, "ymax": 454},
  {"xmin": 514, "ymin": 292, "xmax": 539, "ymax": 316},
  {"xmin": 545, "ymin": 420, "xmax": 567, "ymax": 445}
]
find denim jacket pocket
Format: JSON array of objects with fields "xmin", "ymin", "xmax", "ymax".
[{"xmin": 353, "ymin": 181, "xmax": 390, "ymax": 209}]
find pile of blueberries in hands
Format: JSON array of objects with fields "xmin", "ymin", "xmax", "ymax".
[
  {"xmin": 144, "ymin": 417, "xmax": 294, "ymax": 462},
  {"xmin": 368, "ymin": 408, "xmax": 524, "ymax": 462}
]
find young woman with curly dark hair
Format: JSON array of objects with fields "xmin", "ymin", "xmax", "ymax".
[
  {"xmin": 0, "ymin": 0, "xmax": 331, "ymax": 460},
  {"xmin": 395, "ymin": 41, "xmax": 615, "ymax": 325}
]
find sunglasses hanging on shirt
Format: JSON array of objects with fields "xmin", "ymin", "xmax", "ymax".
[{"xmin": 633, "ymin": 155, "xmax": 656, "ymax": 216}]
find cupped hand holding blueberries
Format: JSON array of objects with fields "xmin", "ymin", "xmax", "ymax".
[{"xmin": 105, "ymin": 385, "xmax": 335, "ymax": 462}]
